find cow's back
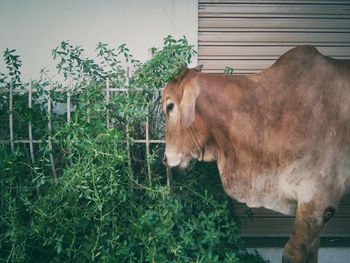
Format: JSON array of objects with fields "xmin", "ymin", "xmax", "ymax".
[{"xmin": 254, "ymin": 46, "xmax": 350, "ymax": 159}]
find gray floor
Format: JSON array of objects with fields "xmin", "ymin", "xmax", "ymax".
[{"xmin": 249, "ymin": 248, "xmax": 350, "ymax": 263}]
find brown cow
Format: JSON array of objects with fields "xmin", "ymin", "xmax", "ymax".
[{"xmin": 162, "ymin": 46, "xmax": 350, "ymax": 263}]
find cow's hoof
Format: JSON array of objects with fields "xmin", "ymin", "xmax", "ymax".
[
  {"xmin": 282, "ymin": 254, "xmax": 293, "ymax": 263},
  {"xmin": 282, "ymin": 251, "xmax": 304, "ymax": 263},
  {"xmin": 282, "ymin": 253, "xmax": 307, "ymax": 263}
]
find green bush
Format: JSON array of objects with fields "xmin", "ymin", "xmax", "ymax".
[{"xmin": 0, "ymin": 36, "xmax": 267, "ymax": 263}]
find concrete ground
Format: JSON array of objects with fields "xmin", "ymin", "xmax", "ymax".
[{"xmin": 249, "ymin": 247, "xmax": 350, "ymax": 263}]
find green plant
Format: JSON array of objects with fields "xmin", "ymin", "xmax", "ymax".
[
  {"xmin": 3, "ymin": 48, "xmax": 22, "ymax": 86},
  {"xmin": 224, "ymin": 66, "xmax": 234, "ymax": 75},
  {"xmin": 0, "ymin": 37, "xmax": 267, "ymax": 263}
]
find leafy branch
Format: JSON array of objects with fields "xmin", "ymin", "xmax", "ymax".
[{"xmin": 3, "ymin": 48, "xmax": 23, "ymax": 87}]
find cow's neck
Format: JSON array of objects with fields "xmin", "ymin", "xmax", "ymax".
[
  {"xmin": 196, "ymin": 74, "xmax": 293, "ymax": 211},
  {"xmin": 197, "ymin": 74, "xmax": 267, "ymax": 170}
]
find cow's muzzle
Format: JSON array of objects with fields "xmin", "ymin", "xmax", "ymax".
[{"xmin": 162, "ymin": 152, "xmax": 182, "ymax": 168}]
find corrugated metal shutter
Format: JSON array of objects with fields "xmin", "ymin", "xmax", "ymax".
[
  {"xmin": 198, "ymin": 0, "xmax": 350, "ymax": 74},
  {"xmin": 198, "ymin": 0, "xmax": 350, "ymax": 242}
]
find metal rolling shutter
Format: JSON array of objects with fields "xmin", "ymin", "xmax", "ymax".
[
  {"xmin": 198, "ymin": 0, "xmax": 350, "ymax": 74},
  {"xmin": 198, "ymin": 0, "xmax": 350, "ymax": 242}
]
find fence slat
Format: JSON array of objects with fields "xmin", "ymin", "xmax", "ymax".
[
  {"xmin": 66, "ymin": 80, "xmax": 73, "ymax": 167},
  {"xmin": 133, "ymin": 139, "xmax": 165, "ymax": 143},
  {"xmin": 48, "ymin": 85, "xmax": 58, "ymax": 184},
  {"xmin": 145, "ymin": 117, "xmax": 152, "ymax": 184},
  {"xmin": 0, "ymin": 87, "xmax": 164, "ymax": 94},
  {"xmin": 166, "ymin": 167, "xmax": 172, "ymax": 190},
  {"xmin": 28, "ymin": 81, "xmax": 35, "ymax": 163},
  {"xmin": 125, "ymin": 123, "xmax": 133, "ymax": 178},
  {"xmin": 67, "ymin": 80, "xmax": 71, "ymax": 122},
  {"xmin": 87, "ymin": 85, "xmax": 91, "ymax": 123},
  {"xmin": 1, "ymin": 138, "xmax": 165, "ymax": 144},
  {"xmin": 106, "ymin": 79, "xmax": 110, "ymax": 129},
  {"xmin": 9, "ymin": 83, "xmax": 14, "ymax": 152},
  {"xmin": 0, "ymin": 139, "xmax": 43, "ymax": 144}
]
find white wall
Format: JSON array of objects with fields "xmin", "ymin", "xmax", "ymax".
[{"xmin": 0, "ymin": 0, "xmax": 198, "ymax": 81}]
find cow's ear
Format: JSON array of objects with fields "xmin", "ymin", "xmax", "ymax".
[
  {"xmin": 180, "ymin": 81, "xmax": 200, "ymax": 128},
  {"xmin": 193, "ymin": 65, "xmax": 203, "ymax": 72}
]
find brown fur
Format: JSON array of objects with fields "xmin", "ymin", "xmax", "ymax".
[{"xmin": 162, "ymin": 46, "xmax": 350, "ymax": 263}]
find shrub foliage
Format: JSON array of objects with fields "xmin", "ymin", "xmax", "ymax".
[{"xmin": 0, "ymin": 36, "xmax": 267, "ymax": 263}]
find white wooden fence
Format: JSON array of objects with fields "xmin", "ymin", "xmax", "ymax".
[{"xmin": 1, "ymin": 80, "xmax": 172, "ymax": 187}]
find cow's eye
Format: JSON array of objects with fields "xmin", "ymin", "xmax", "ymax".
[{"xmin": 166, "ymin": 103, "xmax": 174, "ymax": 113}]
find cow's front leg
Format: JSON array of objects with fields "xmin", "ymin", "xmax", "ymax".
[{"xmin": 282, "ymin": 201, "xmax": 336, "ymax": 263}]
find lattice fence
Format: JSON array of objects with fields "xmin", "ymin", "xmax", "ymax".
[{"xmin": 0, "ymin": 80, "xmax": 172, "ymax": 187}]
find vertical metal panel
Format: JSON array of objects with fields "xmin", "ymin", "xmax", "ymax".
[{"xmin": 198, "ymin": 0, "xmax": 350, "ymax": 239}]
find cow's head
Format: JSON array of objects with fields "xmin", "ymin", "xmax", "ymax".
[{"xmin": 162, "ymin": 65, "xmax": 209, "ymax": 169}]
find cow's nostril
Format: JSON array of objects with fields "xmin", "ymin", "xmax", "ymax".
[{"xmin": 162, "ymin": 155, "xmax": 167, "ymax": 165}]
